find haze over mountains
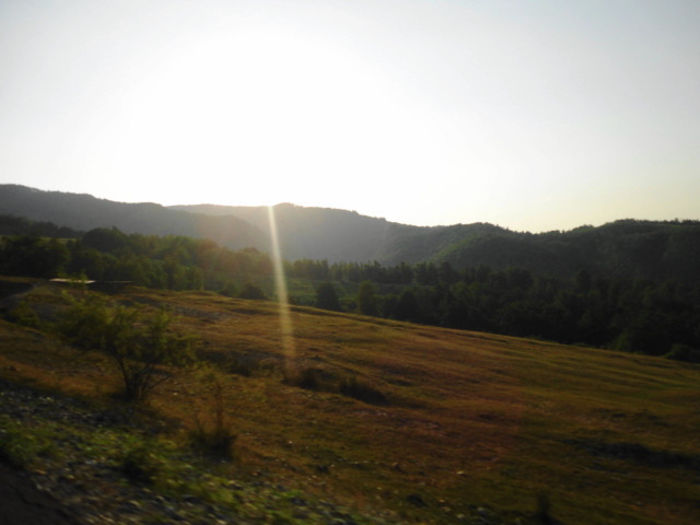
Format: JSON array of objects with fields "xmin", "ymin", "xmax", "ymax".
[
  {"xmin": 0, "ymin": 184, "xmax": 503, "ymax": 264},
  {"xmin": 2, "ymin": 184, "xmax": 699, "ymax": 283}
]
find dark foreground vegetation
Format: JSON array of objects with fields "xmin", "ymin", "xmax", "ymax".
[{"xmin": 2, "ymin": 215, "xmax": 700, "ymax": 361}]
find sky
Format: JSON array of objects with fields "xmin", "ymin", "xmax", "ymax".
[{"xmin": 1, "ymin": 0, "xmax": 699, "ymax": 232}]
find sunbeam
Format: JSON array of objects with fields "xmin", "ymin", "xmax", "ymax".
[{"xmin": 267, "ymin": 205, "xmax": 296, "ymax": 371}]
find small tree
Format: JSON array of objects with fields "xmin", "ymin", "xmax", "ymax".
[
  {"xmin": 315, "ymin": 282, "xmax": 341, "ymax": 311},
  {"xmin": 59, "ymin": 295, "xmax": 193, "ymax": 402},
  {"xmin": 393, "ymin": 289, "xmax": 420, "ymax": 322}
]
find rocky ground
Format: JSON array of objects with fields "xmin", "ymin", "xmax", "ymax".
[{"xmin": 0, "ymin": 379, "xmax": 400, "ymax": 525}]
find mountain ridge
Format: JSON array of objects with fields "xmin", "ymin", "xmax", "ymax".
[
  {"xmin": 1, "ymin": 184, "xmax": 699, "ymax": 282},
  {"xmin": 170, "ymin": 202, "xmax": 506, "ymax": 264},
  {"xmin": 0, "ymin": 184, "xmax": 269, "ymax": 250}
]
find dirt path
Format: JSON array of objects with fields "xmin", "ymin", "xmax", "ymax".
[{"xmin": 0, "ymin": 464, "xmax": 82, "ymax": 525}]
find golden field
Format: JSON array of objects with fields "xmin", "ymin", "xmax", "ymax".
[{"xmin": 1, "ymin": 281, "xmax": 698, "ymax": 524}]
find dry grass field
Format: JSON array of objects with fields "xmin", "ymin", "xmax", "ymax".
[{"xmin": 1, "ymin": 281, "xmax": 699, "ymax": 524}]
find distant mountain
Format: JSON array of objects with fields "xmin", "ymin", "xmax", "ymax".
[
  {"xmin": 168, "ymin": 204, "xmax": 700, "ymax": 283},
  {"xmin": 0, "ymin": 185, "xmax": 268, "ymax": 250},
  {"xmin": 170, "ymin": 203, "xmax": 503, "ymax": 264},
  {"xmin": 2, "ymin": 184, "xmax": 699, "ymax": 282}
]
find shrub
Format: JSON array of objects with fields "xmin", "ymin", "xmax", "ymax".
[
  {"xmin": 0, "ymin": 417, "xmax": 54, "ymax": 469},
  {"xmin": 58, "ymin": 295, "xmax": 194, "ymax": 402},
  {"xmin": 226, "ymin": 357, "xmax": 253, "ymax": 377},
  {"xmin": 119, "ymin": 439, "xmax": 162, "ymax": 484},
  {"xmin": 6, "ymin": 300, "xmax": 40, "ymax": 328},
  {"xmin": 189, "ymin": 378, "xmax": 237, "ymax": 460},
  {"xmin": 284, "ymin": 368, "xmax": 388, "ymax": 405},
  {"xmin": 295, "ymin": 367, "xmax": 321, "ymax": 390},
  {"xmin": 283, "ymin": 367, "xmax": 326, "ymax": 391},
  {"xmin": 665, "ymin": 343, "xmax": 700, "ymax": 363},
  {"xmin": 238, "ymin": 283, "xmax": 266, "ymax": 300},
  {"xmin": 339, "ymin": 377, "xmax": 387, "ymax": 405},
  {"xmin": 219, "ymin": 281, "xmax": 238, "ymax": 297}
]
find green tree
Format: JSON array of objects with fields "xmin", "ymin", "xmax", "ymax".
[
  {"xmin": 315, "ymin": 282, "xmax": 341, "ymax": 311},
  {"xmin": 82, "ymin": 227, "xmax": 129, "ymax": 254},
  {"xmin": 357, "ymin": 281, "xmax": 378, "ymax": 316},
  {"xmin": 163, "ymin": 257, "xmax": 186, "ymax": 290},
  {"xmin": 0, "ymin": 236, "xmax": 69, "ymax": 277},
  {"xmin": 393, "ymin": 289, "xmax": 420, "ymax": 322}
]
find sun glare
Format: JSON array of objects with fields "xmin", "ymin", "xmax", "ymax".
[
  {"xmin": 98, "ymin": 21, "xmax": 455, "ymax": 213},
  {"xmin": 2, "ymin": 1, "xmax": 698, "ymax": 229},
  {"xmin": 267, "ymin": 205, "xmax": 295, "ymax": 370}
]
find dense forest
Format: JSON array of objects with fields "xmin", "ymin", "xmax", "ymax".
[
  {"xmin": 2, "ymin": 214, "xmax": 699, "ymax": 362},
  {"xmin": 286, "ymin": 260, "xmax": 700, "ymax": 361}
]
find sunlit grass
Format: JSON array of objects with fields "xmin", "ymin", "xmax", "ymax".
[{"xmin": 0, "ymin": 284, "xmax": 699, "ymax": 523}]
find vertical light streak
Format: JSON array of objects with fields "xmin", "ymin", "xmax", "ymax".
[{"xmin": 267, "ymin": 206, "xmax": 296, "ymax": 370}]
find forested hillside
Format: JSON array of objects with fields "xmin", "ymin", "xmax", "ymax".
[
  {"xmin": 4, "ymin": 185, "xmax": 700, "ymax": 283},
  {"xmin": 433, "ymin": 220, "xmax": 700, "ymax": 283},
  {"xmin": 1, "ymin": 215, "xmax": 699, "ymax": 361}
]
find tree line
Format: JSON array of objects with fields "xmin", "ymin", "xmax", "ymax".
[
  {"xmin": 0, "ymin": 225, "xmax": 272, "ymax": 296},
  {"xmin": 295, "ymin": 264, "xmax": 700, "ymax": 361},
  {"xmin": 319, "ymin": 267, "xmax": 700, "ymax": 361},
  {"xmin": 1, "ymin": 218, "xmax": 698, "ymax": 361}
]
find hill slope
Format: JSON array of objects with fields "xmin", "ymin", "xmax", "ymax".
[
  {"xmin": 172, "ymin": 203, "xmax": 505, "ymax": 264},
  {"xmin": 432, "ymin": 219, "xmax": 700, "ymax": 282},
  {"xmin": 0, "ymin": 184, "xmax": 268, "ymax": 250},
  {"xmin": 2, "ymin": 184, "xmax": 700, "ymax": 282},
  {"xmin": 1, "ymin": 282, "xmax": 698, "ymax": 524}
]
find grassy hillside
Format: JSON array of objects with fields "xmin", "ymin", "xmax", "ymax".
[{"xmin": 1, "ymin": 281, "xmax": 698, "ymax": 524}]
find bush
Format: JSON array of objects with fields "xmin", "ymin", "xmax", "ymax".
[
  {"xmin": 283, "ymin": 367, "xmax": 326, "ymax": 391},
  {"xmin": 665, "ymin": 343, "xmax": 700, "ymax": 363},
  {"xmin": 238, "ymin": 283, "xmax": 266, "ymax": 300},
  {"xmin": 219, "ymin": 282, "xmax": 238, "ymax": 297},
  {"xmin": 119, "ymin": 439, "xmax": 162, "ymax": 484},
  {"xmin": 6, "ymin": 300, "xmax": 40, "ymax": 328},
  {"xmin": 58, "ymin": 295, "xmax": 194, "ymax": 402},
  {"xmin": 227, "ymin": 357, "xmax": 253, "ymax": 377},
  {"xmin": 0, "ymin": 417, "xmax": 54, "ymax": 469},
  {"xmin": 339, "ymin": 377, "xmax": 387, "ymax": 405},
  {"xmin": 189, "ymin": 378, "xmax": 237, "ymax": 460},
  {"xmin": 284, "ymin": 368, "xmax": 388, "ymax": 405}
]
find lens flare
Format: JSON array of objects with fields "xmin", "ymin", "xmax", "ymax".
[{"xmin": 267, "ymin": 206, "xmax": 295, "ymax": 371}]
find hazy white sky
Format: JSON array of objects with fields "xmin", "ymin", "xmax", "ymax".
[{"xmin": 1, "ymin": 0, "xmax": 699, "ymax": 231}]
